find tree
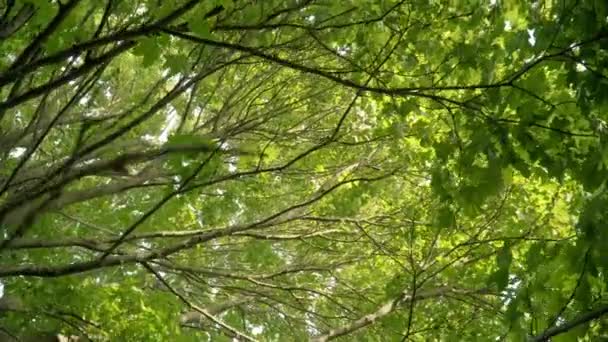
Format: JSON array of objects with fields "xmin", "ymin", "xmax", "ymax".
[{"xmin": 0, "ymin": 0, "xmax": 607, "ymax": 340}]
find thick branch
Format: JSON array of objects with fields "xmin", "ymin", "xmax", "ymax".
[
  {"xmin": 312, "ymin": 287, "xmax": 490, "ymax": 341},
  {"xmin": 529, "ymin": 304, "xmax": 608, "ymax": 342}
]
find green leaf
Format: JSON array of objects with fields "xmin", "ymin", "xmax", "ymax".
[
  {"xmin": 165, "ymin": 134, "xmax": 215, "ymax": 150},
  {"xmin": 26, "ymin": 0, "xmax": 56, "ymax": 26},
  {"xmin": 525, "ymin": 242, "xmax": 543, "ymax": 272},
  {"xmin": 490, "ymin": 243, "xmax": 513, "ymax": 291},
  {"xmin": 435, "ymin": 205, "xmax": 455, "ymax": 229},
  {"xmin": 384, "ymin": 274, "xmax": 405, "ymax": 298},
  {"xmin": 164, "ymin": 134, "xmax": 216, "ymax": 178},
  {"xmin": 164, "ymin": 54, "xmax": 189, "ymax": 75},
  {"xmin": 553, "ymin": 322, "xmax": 590, "ymax": 342},
  {"xmin": 497, "ymin": 243, "xmax": 513, "ymax": 270},
  {"xmin": 188, "ymin": 20, "xmax": 211, "ymax": 38},
  {"xmin": 133, "ymin": 37, "xmax": 161, "ymax": 67}
]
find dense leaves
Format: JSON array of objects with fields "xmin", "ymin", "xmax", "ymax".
[{"xmin": 0, "ymin": 0, "xmax": 607, "ymax": 340}]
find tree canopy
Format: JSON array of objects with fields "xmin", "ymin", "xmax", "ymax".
[{"xmin": 0, "ymin": 0, "xmax": 607, "ymax": 340}]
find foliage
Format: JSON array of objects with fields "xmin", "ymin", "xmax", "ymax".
[{"xmin": 0, "ymin": 0, "xmax": 607, "ymax": 340}]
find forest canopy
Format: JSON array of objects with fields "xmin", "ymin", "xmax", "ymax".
[{"xmin": 0, "ymin": 0, "xmax": 607, "ymax": 340}]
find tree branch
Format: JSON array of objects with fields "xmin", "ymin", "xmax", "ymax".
[
  {"xmin": 528, "ymin": 304, "xmax": 608, "ymax": 342},
  {"xmin": 312, "ymin": 287, "xmax": 490, "ymax": 341}
]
